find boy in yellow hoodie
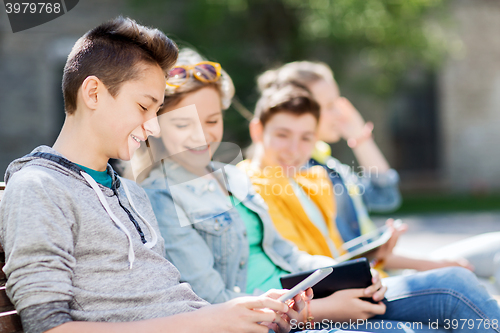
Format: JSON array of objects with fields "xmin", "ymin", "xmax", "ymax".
[{"xmin": 238, "ymin": 82, "xmax": 344, "ymax": 259}]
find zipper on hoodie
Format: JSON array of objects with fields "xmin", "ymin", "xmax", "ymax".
[{"xmin": 113, "ymin": 187, "xmax": 147, "ymax": 244}]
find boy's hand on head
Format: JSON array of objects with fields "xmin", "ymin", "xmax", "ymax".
[{"xmin": 333, "ymin": 97, "xmax": 366, "ymax": 140}]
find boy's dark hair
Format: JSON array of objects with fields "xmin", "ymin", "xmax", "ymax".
[
  {"xmin": 254, "ymin": 82, "xmax": 320, "ymax": 126},
  {"xmin": 63, "ymin": 16, "xmax": 178, "ymax": 114}
]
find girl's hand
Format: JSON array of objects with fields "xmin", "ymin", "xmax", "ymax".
[
  {"xmin": 365, "ymin": 269, "xmax": 387, "ymax": 302},
  {"xmin": 310, "ymin": 286, "xmax": 386, "ymax": 322}
]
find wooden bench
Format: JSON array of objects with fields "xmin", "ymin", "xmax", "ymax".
[{"xmin": 0, "ymin": 182, "xmax": 24, "ymax": 333}]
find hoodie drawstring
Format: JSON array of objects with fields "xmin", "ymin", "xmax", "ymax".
[{"xmin": 81, "ymin": 172, "xmax": 137, "ymax": 269}]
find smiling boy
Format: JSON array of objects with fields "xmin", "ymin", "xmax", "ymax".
[{"xmin": 0, "ymin": 17, "xmax": 297, "ymax": 333}]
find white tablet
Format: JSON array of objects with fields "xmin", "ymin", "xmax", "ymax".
[
  {"xmin": 277, "ymin": 267, "xmax": 333, "ymax": 302},
  {"xmin": 336, "ymin": 219, "xmax": 402, "ymax": 262}
]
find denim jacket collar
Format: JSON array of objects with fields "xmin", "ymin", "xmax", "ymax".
[{"xmin": 146, "ymin": 158, "xmax": 251, "ymax": 202}]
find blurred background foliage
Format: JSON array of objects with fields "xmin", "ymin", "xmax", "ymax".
[{"xmin": 128, "ymin": 0, "xmax": 458, "ymax": 148}]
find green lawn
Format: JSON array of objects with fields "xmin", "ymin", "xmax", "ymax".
[{"xmin": 372, "ymin": 193, "xmax": 500, "ymax": 215}]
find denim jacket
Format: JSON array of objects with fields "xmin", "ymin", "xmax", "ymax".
[
  {"xmin": 309, "ymin": 156, "xmax": 401, "ymax": 242},
  {"xmin": 141, "ymin": 160, "xmax": 335, "ymax": 304}
]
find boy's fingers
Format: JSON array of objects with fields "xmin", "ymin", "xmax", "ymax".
[
  {"xmin": 373, "ymin": 285, "xmax": 387, "ymax": 301},
  {"xmin": 366, "ymin": 273, "xmax": 383, "ymax": 296},
  {"xmin": 371, "ymin": 269, "xmax": 380, "ymax": 284},
  {"xmin": 244, "ymin": 297, "xmax": 288, "ymax": 313},
  {"xmin": 365, "ymin": 277, "xmax": 384, "ymax": 297},
  {"xmin": 291, "ymin": 293, "xmax": 305, "ymax": 312},
  {"xmin": 363, "ymin": 300, "xmax": 387, "ymax": 316},
  {"xmin": 305, "ymin": 287, "xmax": 314, "ymax": 300},
  {"xmin": 340, "ymin": 288, "xmax": 368, "ymax": 299},
  {"xmin": 355, "ymin": 297, "xmax": 386, "ymax": 316},
  {"xmin": 251, "ymin": 308, "xmax": 278, "ymax": 323},
  {"xmin": 263, "ymin": 289, "xmax": 287, "ymax": 299},
  {"xmin": 275, "ymin": 314, "xmax": 291, "ymax": 333},
  {"xmin": 285, "ymin": 304, "xmax": 301, "ymax": 322}
]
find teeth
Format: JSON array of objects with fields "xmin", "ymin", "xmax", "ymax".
[{"xmin": 131, "ymin": 135, "xmax": 140, "ymax": 143}]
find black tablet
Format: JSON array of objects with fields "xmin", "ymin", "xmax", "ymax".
[{"xmin": 280, "ymin": 258, "xmax": 374, "ymax": 300}]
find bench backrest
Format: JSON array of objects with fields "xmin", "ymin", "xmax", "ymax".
[{"xmin": 0, "ymin": 183, "xmax": 24, "ymax": 332}]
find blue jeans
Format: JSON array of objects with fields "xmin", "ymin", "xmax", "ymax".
[
  {"xmin": 372, "ymin": 267, "xmax": 499, "ymax": 332},
  {"xmin": 295, "ymin": 267, "xmax": 500, "ymax": 332}
]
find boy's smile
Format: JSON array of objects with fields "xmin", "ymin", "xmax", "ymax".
[
  {"xmin": 92, "ymin": 63, "xmax": 165, "ymax": 162},
  {"xmin": 259, "ymin": 112, "xmax": 318, "ymax": 178}
]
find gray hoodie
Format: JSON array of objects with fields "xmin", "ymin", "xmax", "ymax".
[{"xmin": 0, "ymin": 146, "xmax": 208, "ymax": 333}]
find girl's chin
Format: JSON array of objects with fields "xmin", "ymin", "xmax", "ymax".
[{"xmin": 173, "ymin": 155, "xmax": 211, "ymax": 170}]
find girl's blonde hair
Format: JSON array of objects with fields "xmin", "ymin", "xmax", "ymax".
[
  {"xmin": 257, "ymin": 61, "xmax": 334, "ymax": 93},
  {"xmin": 161, "ymin": 48, "xmax": 235, "ymax": 113},
  {"xmin": 245, "ymin": 61, "xmax": 334, "ymax": 159}
]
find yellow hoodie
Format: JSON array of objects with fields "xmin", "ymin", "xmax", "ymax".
[{"xmin": 238, "ymin": 160, "xmax": 345, "ymax": 259}]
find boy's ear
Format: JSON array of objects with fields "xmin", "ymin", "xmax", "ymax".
[
  {"xmin": 249, "ymin": 118, "xmax": 264, "ymax": 143},
  {"xmin": 80, "ymin": 75, "xmax": 101, "ymax": 110}
]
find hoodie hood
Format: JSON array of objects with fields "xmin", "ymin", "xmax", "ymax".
[{"xmin": 4, "ymin": 145, "xmax": 119, "ymax": 190}]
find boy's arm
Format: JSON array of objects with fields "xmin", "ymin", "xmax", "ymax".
[
  {"xmin": 325, "ymin": 155, "xmax": 401, "ymax": 213},
  {"xmin": 1, "ymin": 170, "xmax": 76, "ymax": 333},
  {"xmin": 358, "ymin": 168, "xmax": 402, "ymax": 212},
  {"xmin": 145, "ymin": 188, "xmax": 248, "ymax": 303},
  {"xmin": 45, "ymin": 295, "xmax": 291, "ymax": 333},
  {"xmin": 384, "ymin": 253, "xmax": 473, "ymax": 271}
]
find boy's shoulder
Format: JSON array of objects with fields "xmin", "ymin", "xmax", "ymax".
[
  {"xmin": 6, "ymin": 162, "xmax": 72, "ymax": 196},
  {"xmin": 4, "ymin": 145, "xmax": 78, "ymax": 190}
]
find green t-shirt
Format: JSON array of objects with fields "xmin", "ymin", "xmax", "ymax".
[
  {"xmin": 76, "ymin": 163, "xmax": 113, "ymax": 188},
  {"xmin": 229, "ymin": 195, "xmax": 289, "ymax": 294}
]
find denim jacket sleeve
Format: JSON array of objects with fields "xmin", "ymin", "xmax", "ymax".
[
  {"xmin": 144, "ymin": 187, "xmax": 247, "ymax": 304},
  {"xmin": 271, "ymin": 231, "xmax": 337, "ymax": 272},
  {"xmin": 316, "ymin": 157, "xmax": 402, "ymax": 213},
  {"xmin": 358, "ymin": 168, "xmax": 402, "ymax": 212}
]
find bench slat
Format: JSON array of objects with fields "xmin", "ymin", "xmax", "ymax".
[
  {"xmin": 0, "ymin": 288, "xmax": 13, "ymax": 309},
  {"xmin": 0, "ymin": 310, "xmax": 22, "ymax": 333}
]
